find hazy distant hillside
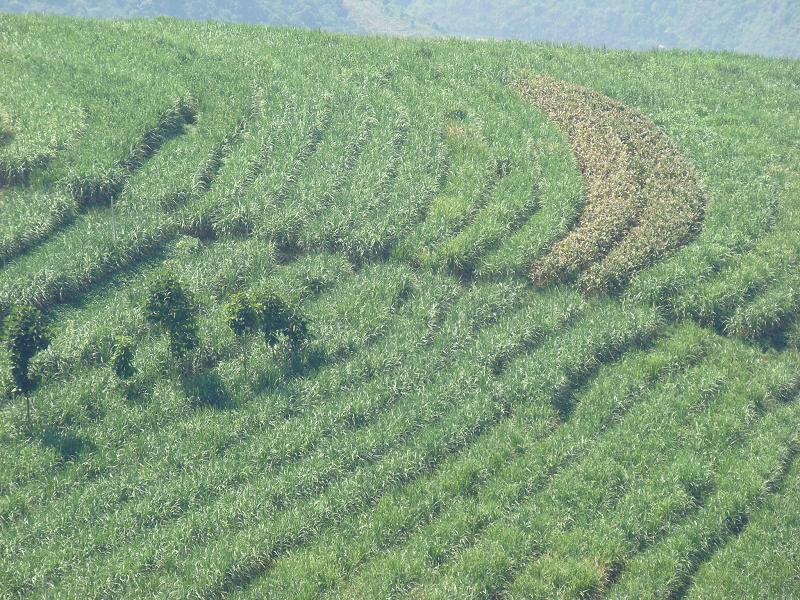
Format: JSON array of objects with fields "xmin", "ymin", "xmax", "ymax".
[
  {"xmin": 398, "ymin": 1, "xmax": 800, "ymax": 57},
  {"xmin": 1, "ymin": 0, "xmax": 798, "ymax": 57},
  {"xmin": 0, "ymin": 1, "xmax": 355, "ymax": 31}
]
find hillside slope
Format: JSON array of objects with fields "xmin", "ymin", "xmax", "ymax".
[
  {"xmin": 2, "ymin": 0, "xmax": 799, "ymax": 57},
  {"xmin": 1, "ymin": 14, "xmax": 799, "ymax": 599}
]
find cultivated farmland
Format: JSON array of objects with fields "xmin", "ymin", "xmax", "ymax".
[{"xmin": 0, "ymin": 14, "xmax": 799, "ymax": 599}]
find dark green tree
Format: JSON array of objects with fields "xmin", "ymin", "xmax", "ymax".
[
  {"xmin": 143, "ymin": 272, "xmax": 199, "ymax": 368},
  {"xmin": 284, "ymin": 309, "xmax": 310, "ymax": 352},
  {"xmin": 259, "ymin": 292, "xmax": 292, "ymax": 349},
  {"xmin": 259, "ymin": 293, "xmax": 311, "ymax": 373},
  {"xmin": 110, "ymin": 335, "xmax": 136, "ymax": 380},
  {"xmin": 225, "ymin": 292, "xmax": 261, "ymax": 376},
  {"xmin": 3, "ymin": 306, "xmax": 50, "ymax": 429}
]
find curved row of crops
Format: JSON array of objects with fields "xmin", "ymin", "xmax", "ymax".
[{"xmin": 515, "ymin": 74, "xmax": 707, "ymax": 295}]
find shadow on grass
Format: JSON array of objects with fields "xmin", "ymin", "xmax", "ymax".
[
  {"xmin": 40, "ymin": 427, "xmax": 96, "ymax": 463},
  {"xmin": 181, "ymin": 369, "xmax": 234, "ymax": 410}
]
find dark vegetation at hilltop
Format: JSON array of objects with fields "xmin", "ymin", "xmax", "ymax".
[{"xmin": 1, "ymin": 0, "xmax": 799, "ymax": 57}]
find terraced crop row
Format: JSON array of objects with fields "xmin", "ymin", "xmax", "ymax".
[
  {"xmin": 109, "ymin": 302, "xmax": 659, "ymax": 599},
  {"xmin": 3, "ymin": 264, "xmax": 445, "ymax": 594},
  {"xmin": 672, "ymin": 172, "xmax": 800, "ymax": 346},
  {"xmin": 619, "ymin": 53, "xmax": 800, "ymax": 346},
  {"xmin": 0, "ymin": 82, "xmax": 85, "ymax": 187},
  {"xmin": 684, "ymin": 459, "xmax": 800, "ymax": 599},
  {"xmin": 253, "ymin": 324, "xmax": 712, "ymax": 599},
  {"xmin": 4, "ymin": 281, "xmax": 550, "ymax": 596},
  {"xmin": 0, "ymin": 188, "xmax": 75, "ymax": 266}
]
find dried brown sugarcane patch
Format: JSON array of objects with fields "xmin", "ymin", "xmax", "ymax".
[{"xmin": 514, "ymin": 74, "xmax": 705, "ymax": 294}]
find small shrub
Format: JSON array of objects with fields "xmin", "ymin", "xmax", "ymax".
[
  {"xmin": 258, "ymin": 293, "xmax": 311, "ymax": 353},
  {"xmin": 259, "ymin": 292, "xmax": 293, "ymax": 349},
  {"xmin": 285, "ymin": 310, "xmax": 310, "ymax": 352},
  {"xmin": 2, "ymin": 305, "xmax": 50, "ymax": 429},
  {"xmin": 143, "ymin": 271, "xmax": 199, "ymax": 365},
  {"xmin": 110, "ymin": 335, "xmax": 136, "ymax": 380},
  {"xmin": 225, "ymin": 292, "xmax": 261, "ymax": 375},
  {"xmin": 3, "ymin": 306, "xmax": 49, "ymax": 395},
  {"xmin": 225, "ymin": 292, "xmax": 261, "ymax": 338}
]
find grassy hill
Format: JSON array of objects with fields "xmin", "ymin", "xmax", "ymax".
[
  {"xmin": 1, "ymin": 13, "xmax": 799, "ymax": 599},
  {"xmin": 2, "ymin": 0, "xmax": 800, "ymax": 57}
]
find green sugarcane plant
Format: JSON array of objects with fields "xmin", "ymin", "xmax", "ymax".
[{"xmin": 2, "ymin": 305, "xmax": 50, "ymax": 430}]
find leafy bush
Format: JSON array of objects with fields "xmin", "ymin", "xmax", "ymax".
[
  {"xmin": 259, "ymin": 292, "xmax": 293, "ymax": 349},
  {"xmin": 143, "ymin": 271, "xmax": 199, "ymax": 363},
  {"xmin": 225, "ymin": 291, "xmax": 261, "ymax": 375},
  {"xmin": 224, "ymin": 290, "xmax": 311, "ymax": 376},
  {"xmin": 2, "ymin": 305, "xmax": 50, "ymax": 430},
  {"xmin": 225, "ymin": 292, "xmax": 261, "ymax": 338},
  {"xmin": 284, "ymin": 309, "xmax": 310, "ymax": 352},
  {"xmin": 258, "ymin": 292, "xmax": 311, "ymax": 351},
  {"xmin": 110, "ymin": 335, "xmax": 136, "ymax": 380},
  {"xmin": 3, "ymin": 305, "xmax": 49, "ymax": 396}
]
